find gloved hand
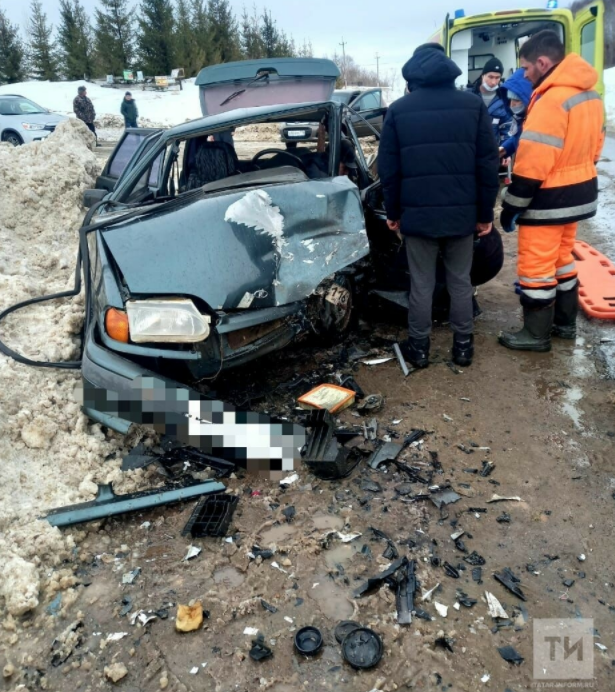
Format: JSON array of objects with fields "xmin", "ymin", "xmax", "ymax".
[{"xmin": 500, "ymin": 208, "xmax": 520, "ymax": 233}]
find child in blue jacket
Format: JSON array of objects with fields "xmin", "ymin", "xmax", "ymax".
[{"xmin": 499, "ymin": 68, "xmax": 533, "ymax": 163}]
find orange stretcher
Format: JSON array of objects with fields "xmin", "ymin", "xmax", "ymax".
[{"xmin": 573, "ymin": 240, "xmax": 615, "ymax": 319}]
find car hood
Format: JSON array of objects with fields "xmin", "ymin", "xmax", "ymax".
[
  {"xmin": 21, "ymin": 112, "xmax": 67, "ymax": 123},
  {"xmin": 101, "ymin": 174, "xmax": 370, "ymax": 312}
]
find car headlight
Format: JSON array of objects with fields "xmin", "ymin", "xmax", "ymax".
[
  {"xmin": 126, "ymin": 298, "xmax": 211, "ymax": 343},
  {"xmin": 21, "ymin": 123, "xmax": 46, "ymax": 131}
]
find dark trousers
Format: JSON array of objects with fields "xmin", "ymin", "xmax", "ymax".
[
  {"xmin": 405, "ymin": 234, "xmax": 474, "ymax": 339},
  {"xmin": 85, "ymin": 122, "xmax": 97, "ymax": 140},
  {"xmin": 124, "ymin": 119, "xmax": 138, "ymax": 128}
]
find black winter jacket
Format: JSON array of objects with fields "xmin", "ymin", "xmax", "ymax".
[
  {"xmin": 379, "ymin": 44, "xmax": 500, "ymax": 239},
  {"xmin": 121, "ymin": 98, "xmax": 138, "ymax": 122}
]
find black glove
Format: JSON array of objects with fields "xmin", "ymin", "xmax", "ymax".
[{"xmin": 500, "ymin": 207, "xmax": 520, "ymax": 234}]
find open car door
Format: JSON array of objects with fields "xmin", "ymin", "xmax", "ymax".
[
  {"xmin": 95, "ymin": 128, "xmax": 164, "ymax": 192},
  {"xmin": 573, "ymin": 1, "xmax": 604, "ymax": 97}
]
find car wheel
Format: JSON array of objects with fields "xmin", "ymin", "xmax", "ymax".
[
  {"xmin": 311, "ymin": 274, "xmax": 355, "ymax": 340},
  {"xmin": 3, "ymin": 132, "xmax": 22, "ymax": 146}
]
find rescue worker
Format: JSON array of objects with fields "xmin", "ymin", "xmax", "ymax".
[
  {"xmin": 472, "ymin": 57, "xmax": 512, "ymax": 146},
  {"xmin": 499, "ymin": 68, "xmax": 533, "ymax": 164},
  {"xmin": 379, "ymin": 43, "xmax": 500, "ymax": 368},
  {"xmin": 73, "ymin": 86, "xmax": 97, "ymax": 141},
  {"xmin": 120, "ymin": 91, "xmax": 138, "ymax": 128},
  {"xmin": 499, "ymin": 30, "xmax": 604, "ymax": 351}
]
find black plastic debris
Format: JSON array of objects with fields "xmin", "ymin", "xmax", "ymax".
[
  {"xmin": 435, "ymin": 636, "xmax": 455, "ymax": 653},
  {"xmin": 497, "ymin": 512, "xmax": 511, "ymax": 524},
  {"xmin": 361, "ymin": 480, "xmax": 383, "ymax": 493},
  {"xmin": 494, "ymin": 568, "xmax": 527, "ymax": 601},
  {"xmin": 472, "ymin": 567, "xmax": 483, "ymax": 584},
  {"xmin": 158, "ymin": 444, "xmax": 236, "ymax": 478},
  {"xmin": 395, "ymin": 483, "xmax": 414, "ymax": 497},
  {"xmin": 302, "ymin": 410, "xmax": 362, "ymax": 480},
  {"xmin": 353, "ymin": 556, "xmax": 405, "ymax": 598},
  {"xmin": 295, "ymin": 627, "xmax": 323, "ymax": 656},
  {"xmin": 395, "ymin": 462, "xmax": 431, "ymax": 485},
  {"xmin": 120, "ymin": 596, "xmax": 133, "ymax": 617},
  {"xmin": 394, "ymin": 558, "xmax": 418, "ymax": 625},
  {"xmin": 261, "ymin": 599, "xmax": 278, "ymax": 614},
  {"xmin": 456, "ymin": 591, "xmax": 477, "ymax": 608},
  {"xmin": 429, "ymin": 451, "xmax": 443, "ymax": 473},
  {"xmin": 250, "ymin": 635, "xmax": 273, "ymax": 661},
  {"xmin": 480, "ymin": 461, "xmax": 496, "ymax": 477},
  {"xmin": 370, "ymin": 527, "xmax": 399, "ymax": 560},
  {"xmin": 563, "ymin": 579, "xmax": 575, "ymax": 588},
  {"xmin": 45, "ymin": 480, "xmax": 225, "ymax": 528},
  {"xmin": 468, "ymin": 507, "xmax": 487, "ymax": 513},
  {"xmin": 295, "ymin": 598, "xmax": 304, "ymax": 607},
  {"xmin": 339, "ymin": 376, "xmax": 365, "ymax": 399},
  {"xmin": 464, "ymin": 551, "xmax": 486, "ymax": 566},
  {"xmin": 498, "ymin": 645, "xmax": 524, "ymax": 665},
  {"xmin": 430, "ymin": 488, "xmax": 461, "ymax": 509},
  {"xmin": 443, "ymin": 562, "xmax": 460, "ymax": 579},
  {"xmin": 455, "ymin": 539, "xmax": 467, "ymax": 553},
  {"xmin": 404, "ymin": 429, "xmax": 427, "ymax": 446},
  {"xmin": 341, "ymin": 627, "xmax": 383, "ymax": 669},
  {"xmin": 251, "ymin": 545, "xmax": 274, "ymax": 560},
  {"xmin": 182, "ymin": 494, "xmax": 238, "ymax": 538},
  {"xmin": 368, "ymin": 441, "xmax": 404, "ymax": 470},
  {"xmin": 335, "ymin": 621, "xmax": 362, "ymax": 644},
  {"xmin": 282, "ymin": 506, "xmax": 296, "ymax": 523},
  {"xmin": 414, "ymin": 608, "xmax": 432, "ymax": 621},
  {"xmin": 121, "ymin": 442, "xmax": 158, "ymax": 472}
]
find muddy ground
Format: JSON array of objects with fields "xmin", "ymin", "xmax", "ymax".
[{"xmin": 1, "ymin": 139, "xmax": 614, "ymax": 692}]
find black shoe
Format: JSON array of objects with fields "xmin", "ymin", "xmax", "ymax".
[
  {"xmin": 552, "ymin": 282, "xmax": 578, "ymax": 339},
  {"xmin": 452, "ymin": 333, "xmax": 474, "ymax": 367},
  {"xmin": 400, "ymin": 337, "xmax": 430, "ymax": 369},
  {"xmin": 499, "ymin": 305, "xmax": 554, "ymax": 352}
]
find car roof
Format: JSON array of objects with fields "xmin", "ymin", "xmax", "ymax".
[{"xmin": 0, "ymin": 94, "xmax": 25, "ymax": 98}]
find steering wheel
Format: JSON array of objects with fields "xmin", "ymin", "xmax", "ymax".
[{"xmin": 252, "ymin": 148, "xmax": 307, "ymax": 171}]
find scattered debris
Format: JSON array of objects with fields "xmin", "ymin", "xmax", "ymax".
[
  {"xmin": 430, "ymin": 488, "xmax": 461, "ymax": 509},
  {"xmin": 364, "ymin": 417, "xmax": 379, "ymax": 441},
  {"xmin": 442, "ymin": 414, "xmax": 453, "ymax": 422},
  {"xmin": 369, "ymin": 441, "xmax": 404, "ymax": 469},
  {"xmin": 282, "ymin": 506, "xmax": 296, "ymax": 523},
  {"xmin": 496, "ymin": 512, "xmax": 511, "ymax": 524},
  {"xmin": 183, "ymin": 546, "xmax": 202, "ymax": 561},
  {"xmin": 335, "ymin": 621, "xmax": 362, "ymax": 643},
  {"xmin": 472, "ymin": 567, "xmax": 483, "ymax": 584},
  {"xmin": 435, "ymin": 635, "xmax": 455, "ymax": 652},
  {"xmin": 336, "ymin": 532, "xmax": 362, "ymax": 543},
  {"xmin": 271, "ymin": 562, "xmax": 288, "ymax": 574},
  {"xmin": 122, "ymin": 569, "xmax": 141, "ymax": 585},
  {"xmin": 369, "ymin": 527, "xmax": 399, "ymax": 559},
  {"xmin": 250, "ymin": 635, "xmax": 273, "ymax": 661},
  {"xmin": 182, "ymin": 495, "xmax": 238, "ymax": 538},
  {"xmin": 394, "ymin": 558, "xmax": 418, "ymax": 625},
  {"xmin": 464, "ymin": 551, "xmax": 486, "ymax": 566},
  {"xmin": 260, "ymin": 600, "xmax": 278, "ymax": 614},
  {"xmin": 176, "ymin": 603, "xmax": 204, "ymax": 632},
  {"xmin": 563, "ymin": 579, "xmax": 575, "ymax": 588},
  {"xmin": 302, "ymin": 409, "xmax": 362, "ymax": 480},
  {"xmin": 494, "ymin": 568, "xmax": 526, "ymax": 601},
  {"xmin": 249, "ymin": 545, "xmax": 274, "ymax": 560},
  {"xmin": 341, "ymin": 628, "xmax": 383, "ymax": 669},
  {"xmin": 361, "ymin": 480, "xmax": 383, "ymax": 493},
  {"xmin": 358, "ymin": 394, "xmax": 385, "ymax": 414},
  {"xmin": 487, "ymin": 495, "xmax": 523, "ymax": 503},
  {"xmin": 361, "ymin": 358, "xmax": 394, "ymax": 366},
  {"xmin": 244, "ymin": 627, "xmax": 260, "ymax": 636},
  {"xmin": 480, "ymin": 461, "xmax": 496, "ymax": 477},
  {"xmin": 294, "ymin": 626, "xmax": 323, "ymax": 656},
  {"xmin": 106, "ymin": 633, "xmax": 128, "ymax": 642},
  {"xmin": 481, "ymin": 674, "xmax": 491, "ymax": 683},
  {"xmin": 485, "ymin": 592, "xmax": 508, "ymax": 619},
  {"xmin": 130, "ymin": 610, "xmax": 158, "ymax": 626},
  {"xmin": 434, "ymin": 602, "xmax": 448, "ymax": 618},
  {"xmin": 298, "ymin": 384, "xmax": 356, "ymax": 413},
  {"xmin": 456, "ymin": 591, "xmax": 478, "ymax": 608},
  {"xmin": 51, "ymin": 621, "xmax": 84, "ymax": 667},
  {"xmin": 280, "ymin": 473, "xmax": 299, "ymax": 487},
  {"xmin": 104, "ymin": 662, "xmax": 128, "ymax": 683},
  {"xmin": 443, "ymin": 562, "xmax": 460, "ymax": 579},
  {"xmin": 498, "ymin": 645, "xmax": 524, "ymax": 665},
  {"xmin": 393, "ymin": 342, "xmax": 411, "ymax": 377},
  {"xmin": 44, "ymin": 480, "xmax": 225, "ymax": 527},
  {"xmin": 120, "ymin": 596, "xmax": 133, "ymax": 617},
  {"xmin": 578, "ymin": 554, "xmax": 587, "ymax": 562},
  {"xmin": 421, "ymin": 584, "xmax": 441, "ymax": 603},
  {"xmin": 353, "ymin": 556, "xmax": 406, "ymax": 598},
  {"xmin": 595, "ymin": 643, "xmax": 608, "ymax": 652}
]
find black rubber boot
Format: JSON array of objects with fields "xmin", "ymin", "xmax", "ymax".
[
  {"xmin": 498, "ymin": 305, "xmax": 554, "ymax": 352},
  {"xmin": 552, "ymin": 283, "xmax": 578, "ymax": 340},
  {"xmin": 401, "ymin": 337, "xmax": 430, "ymax": 369},
  {"xmin": 452, "ymin": 333, "xmax": 474, "ymax": 367}
]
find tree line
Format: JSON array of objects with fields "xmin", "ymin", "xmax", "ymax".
[{"xmin": 0, "ymin": 0, "xmax": 315, "ymax": 84}]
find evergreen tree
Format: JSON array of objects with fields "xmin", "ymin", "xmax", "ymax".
[
  {"xmin": 58, "ymin": 0, "xmax": 94, "ymax": 80},
  {"xmin": 27, "ymin": 0, "xmax": 60, "ymax": 80},
  {"xmin": 94, "ymin": 0, "xmax": 134, "ymax": 76},
  {"xmin": 207, "ymin": 0, "xmax": 240, "ymax": 64},
  {"xmin": 173, "ymin": 0, "xmax": 205, "ymax": 76},
  {"xmin": 137, "ymin": 0, "xmax": 175, "ymax": 75},
  {"xmin": 240, "ymin": 5, "xmax": 263, "ymax": 59},
  {"xmin": 0, "ymin": 8, "xmax": 26, "ymax": 83},
  {"xmin": 260, "ymin": 9, "xmax": 293, "ymax": 59},
  {"xmin": 190, "ymin": 0, "xmax": 210, "ymax": 68}
]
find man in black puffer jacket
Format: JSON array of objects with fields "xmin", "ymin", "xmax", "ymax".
[{"xmin": 379, "ymin": 43, "xmax": 499, "ymax": 368}]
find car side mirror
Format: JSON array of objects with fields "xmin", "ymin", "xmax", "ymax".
[{"xmin": 83, "ymin": 188, "xmax": 108, "ymax": 208}]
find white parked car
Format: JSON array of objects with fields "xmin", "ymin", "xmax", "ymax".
[{"xmin": 0, "ymin": 94, "xmax": 68, "ymax": 146}]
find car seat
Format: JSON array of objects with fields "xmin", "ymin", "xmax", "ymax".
[{"xmin": 183, "ymin": 140, "xmax": 239, "ymax": 191}]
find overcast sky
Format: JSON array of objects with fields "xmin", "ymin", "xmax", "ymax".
[{"xmin": 6, "ymin": 0, "xmax": 555, "ymax": 82}]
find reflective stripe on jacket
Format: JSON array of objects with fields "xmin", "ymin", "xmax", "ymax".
[{"xmin": 503, "ymin": 53, "xmax": 604, "ymax": 226}]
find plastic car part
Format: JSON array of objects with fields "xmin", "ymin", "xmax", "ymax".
[
  {"xmin": 294, "ymin": 627, "xmax": 323, "ymax": 656},
  {"xmin": 44, "ymin": 480, "xmax": 225, "ymax": 527},
  {"xmin": 369, "ymin": 527, "xmax": 399, "ymax": 560},
  {"xmin": 430, "ymin": 488, "xmax": 462, "ymax": 509},
  {"xmin": 335, "ymin": 621, "xmax": 362, "ymax": 644},
  {"xmin": 464, "ymin": 551, "xmax": 486, "ymax": 566},
  {"xmin": 181, "ymin": 494, "xmax": 239, "ymax": 538},
  {"xmin": 494, "ymin": 568, "xmax": 527, "ymax": 601},
  {"xmin": 302, "ymin": 409, "xmax": 361, "ymax": 480},
  {"xmin": 368, "ymin": 441, "xmax": 404, "ymax": 469},
  {"xmin": 393, "ymin": 342, "xmax": 410, "ymax": 376},
  {"xmin": 443, "ymin": 562, "xmax": 460, "ymax": 579},
  {"xmin": 341, "ymin": 628, "xmax": 383, "ymax": 669},
  {"xmin": 394, "ymin": 558, "xmax": 417, "ymax": 625},
  {"xmin": 353, "ymin": 556, "xmax": 406, "ymax": 598},
  {"xmin": 249, "ymin": 635, "xmax": 273, "ymax": 661},
  {"xmin": 498, "ymin": 645, "xmax": 524, "ymax": 665}
]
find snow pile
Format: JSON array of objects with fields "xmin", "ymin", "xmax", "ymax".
[
  {"xmin": 605, "ymin": 67, "xmax": 615, "ymax": 131},
  {"xmin": 0, "ymin": 120, "xmax": 139, "ymax": 617}
]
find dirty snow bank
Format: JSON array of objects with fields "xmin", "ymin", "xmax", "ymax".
[{"xmin": 0, "ymin": 120, "xmax": 141, "ymax": 617}]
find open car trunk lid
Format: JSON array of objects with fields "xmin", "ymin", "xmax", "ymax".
[{"xmin": 195, "ymin": 58, "xmax": 340, "ymax": 117}]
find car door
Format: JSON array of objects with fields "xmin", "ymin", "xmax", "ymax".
[
  {"xmin": 572, "ymin": 1, "xmax": 604, "ymax": 97},
  {"xmin": 95, "ymin": 128, "xmax": 163, "ymax": 191},
  {"xmin": 350, "ymin": 91, "xmax": 385, "ymax": 137}
]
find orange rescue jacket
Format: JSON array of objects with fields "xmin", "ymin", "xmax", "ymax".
[{"xmin": 503, "ymin": 53, "xmax": 604, "ymax": 226}]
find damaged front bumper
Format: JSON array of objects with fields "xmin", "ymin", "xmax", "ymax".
[{"xmin": 80, "ymin": 331, "xmax": 306, "ymax": 472}]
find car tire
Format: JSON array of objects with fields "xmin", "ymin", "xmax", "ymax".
[
  {"xmin": 2, "ymin": 132, "xmax": 23, "ymax": 146},
  {"xmin": 311, "ymin": 273, "xmax": 355, "ymax": 341}
]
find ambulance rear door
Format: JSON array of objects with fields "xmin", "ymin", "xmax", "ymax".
[{"xmin": 573, "ymin": 1, "xmax": 605, "ymax": 97}]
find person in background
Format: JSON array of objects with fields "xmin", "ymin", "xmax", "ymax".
[
  {"xmin": 73, "ymin": 86, "xmax": 97, "ymax": 142},
  {"xmin": 472, "ymin": 57, "xmax": 512, "ymax": 147},
  {"xmin": 499, "ymin": 30, "xmax": 604, "ymax": 351},
  {"xmin": 499, "ymin": 68, "xmax": 533, "ymax": 165},
  {"xmin": 120, "ymin": 92, "xmax": 138, "ymax": 128},
  {"xmin": 379, "ymin": 43, "xmax": 500, "ymax": 369}
]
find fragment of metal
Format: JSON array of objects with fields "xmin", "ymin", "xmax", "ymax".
[
  {"xmin": 181, "ymin": 494, "xmax": 239, "ymax": 538},
  {"xmin": 393, "ymin": 342, "xmax": 410, "ymax": 377},
  {"xmin": 44, "ymin": 480, "xmax": 225, "ymax": 528},
  {"xmin": 368, "ymin": 441, "xmax": 403, "ymax": 469}
]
